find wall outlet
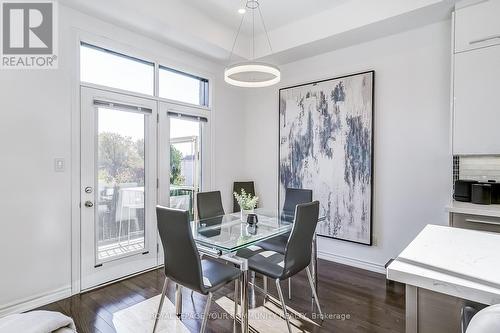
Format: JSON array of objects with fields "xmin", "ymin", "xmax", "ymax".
[{"xmin": 54, "ymin": 158, "xmax": 65, "ymax": 172}]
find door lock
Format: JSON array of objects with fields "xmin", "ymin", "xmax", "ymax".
[
  {"xmin": 84, "ymin": 201, "xmax": 94, "ymax": 208},
  {"xmin": 84, "ymin": 186, "xmax": 93, "ymax": 194}
]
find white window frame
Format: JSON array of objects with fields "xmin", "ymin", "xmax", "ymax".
[
  {"xmin": 70, "ymin": 29, "xmax": 216, "ymax": 294},
  {"xmin": 78, "ymin": 36, "xmax": 213, "ymax": 110}
]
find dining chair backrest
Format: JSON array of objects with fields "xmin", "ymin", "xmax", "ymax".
[
  {"xmin": 233, "ymin": 181, "xmax": 256, "ymax": 212},
  {"xmin": 197, "ymin": 191, "xmax": 225, "ymax": 220},
  {"xmin": 156, "ymin": 206, "xmax": 204, "ymax": 293},
  {"xmin": 282, "ymin": 188, "xmax": 313, "ymax": 220},
  {"xmin": 282, "ymin": 201, "xmax": 320, "ymax": 279}
]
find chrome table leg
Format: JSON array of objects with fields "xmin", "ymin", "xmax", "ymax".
[
  {"xmin": 310, "ymin": 233, "xmax": 318, "ymax": 304},
  {"xmin": 233, "ymin": 280, "xmax": 239, "ymax": 333},
  {"xmin": 241, "ymin": 269, "xmax": 249, "ymax": 333},
  {"xmin": 312, "ymin": 233, "xmax": 318, "ymax": 290},
  {"xmin": 288, "ymin": 278, "xmax": 292, "ymax": 300},
  {"xmin": 175, "ymin": 284, "xmax": 182, "ymax": 317},
  {"xmin": 263, "ymin": 275, "xmax": 268, "ymax": 303}
]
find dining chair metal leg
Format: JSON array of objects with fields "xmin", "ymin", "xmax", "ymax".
[
  {"xmin": 288, "ymin": 278, "xmax": 292, "ymax": 300},
  {"xmin": 306, "ymin": 267, "xmax": 324, "ymax": 320},
  {"xmin": 200, "ymin": 292, "xmax": 213, "ymax": 333},
  {"xmin": 233, "ymin": 280, "xmax": 239, "ymax": 332},
  {"xmin": 153, "ymin": 277, "xmax": 168, "ymax": 333},
  {"xmin": 175, "ymin": 284, "xmax": 182, "ymax": 317},
  {"xmin": 263, "ymin": 276, "xmax": 268, "ymax": 302},
  {"xmin": 275, "ymin": 279, "xmax": 293, "ymax": 333}
]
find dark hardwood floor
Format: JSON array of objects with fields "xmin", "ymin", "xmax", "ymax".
[{"xmin": 37, "ymin": 260, "xmax": 405, "ymax": 333}]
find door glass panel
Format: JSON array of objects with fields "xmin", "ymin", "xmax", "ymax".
[
  {"xmin": 169, "ymin": 117, "xmax": 201, "ymax": 220},
  {"xmin": 97, "ymin": 107, "xmax": 146, "ymax": 262}
]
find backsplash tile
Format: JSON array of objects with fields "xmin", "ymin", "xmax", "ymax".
[
  {"xmin": 459, "ymin": 156, "xmax": 500, "ymax": 182},
  {"xmin": 453, "ymin": 156, "xmax": 460, "ymax": 182}
]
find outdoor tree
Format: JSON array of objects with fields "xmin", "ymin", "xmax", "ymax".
[
  {"xmin": 98, "ymin": 132, "xmax": 185, "ymax": 186},
  {"xmin": 98, "ymin": 132, "xmax": 144, "ymax": 185},
  {"xmin": 170, "ymin": 145, "xmax": 185, "ymax": 185}
]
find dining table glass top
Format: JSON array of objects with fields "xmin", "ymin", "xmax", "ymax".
[{"xmin": 191, "ymin": 208, "xmax": 296, "ymax": 253}]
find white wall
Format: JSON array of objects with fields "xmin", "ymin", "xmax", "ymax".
[
  {"xmin": 0, "ymin": 5, "xmax": 245, "ymax": 314},
  {"xmin": 0, "ymin": 6, "xmax": 453, "ymax": 313},
  {"xmin": 243, "ymin": 21, "xmax": 452, "ymax": 272}
]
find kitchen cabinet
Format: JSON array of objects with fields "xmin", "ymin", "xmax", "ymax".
[
  {"xmin": 450, "ymin": 213, "xmax": 500, "ymax": 233},
  {"xmin": 453, "ymin": 43, "xmax": 500, "ymax": 154},
  {"xmin": 447, "ymin": 201, "xmax": 500, "ymax": 233},
  {"xmin": 455, "ymin": 0, "xmax": 500, "ymax": 53}
]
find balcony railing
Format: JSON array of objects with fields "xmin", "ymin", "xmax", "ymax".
[{"xmin": 96, "ymin": 185, "xmax": 196, "ymax": 260}]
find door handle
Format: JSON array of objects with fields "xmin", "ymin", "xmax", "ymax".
[
  {"xmin": 84, "ymin": 201, "xmax": 94, "ymax": 208},
  {"xmin": 465, "ymin": 218, "xmax": 500, "ymax": 226}
]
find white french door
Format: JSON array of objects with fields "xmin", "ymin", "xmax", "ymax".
[
  {"xmin": 158, "ymin": 103, "xmax": 208, "ymax": 210},
  {"xmin": 80, "ymin": 87, "xmax": 158, "ymax": 290},
  {"xmin": 157, "ymin": 102, "xmax": 211, "ymax": 261}
]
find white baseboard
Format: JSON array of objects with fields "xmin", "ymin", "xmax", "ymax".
[
  {"xmin": 317, "ymin": 251, "xmax": 387, "ymax": 274},
  {"xmin": 0, "ymin": 285, "xmax": 72, "ymax": 318}
]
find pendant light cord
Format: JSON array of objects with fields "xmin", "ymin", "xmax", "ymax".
[
  {"xmin": 258, "ymin": 5, "xmax": 273, "ymax": 54},
  {"xmin": 227, "ymin": 0, "xmax": 274, "ymax": 64},
  {"xmin": 252, "ymin": 5, "xmax": 255, "ymax": 60},
  {"xmin": 228, "ymin": 10, "xmax": 245, "ymax": 64}
]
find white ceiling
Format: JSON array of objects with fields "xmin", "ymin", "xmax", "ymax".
[
  {"xmin": 59, "ymin": 0, "xmax": 458, "ymax": 65},
  {"xmin": 184, "ymin": 0, "xmax": 350, "ymax": 35}
]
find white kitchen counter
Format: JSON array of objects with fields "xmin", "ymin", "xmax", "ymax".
[
  {"xmin": 388, "ymin": 224, "xmax": 500, "ymax": 304},
  {"xmin": 446, "ymin": 200, "xmax": 500, "ymax": 218},
  {"xmin": 387, "ymin": 224, "xmax": 500, "ymax": 332}
]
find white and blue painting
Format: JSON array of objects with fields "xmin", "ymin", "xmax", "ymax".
[{"xmin": 279, "ymin": 71, "xmax": 374, "ymax": 245}]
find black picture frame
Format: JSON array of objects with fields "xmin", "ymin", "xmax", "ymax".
[{"xmin": 278, "ymin": 70, "xmax": 375, "ymax": 246}]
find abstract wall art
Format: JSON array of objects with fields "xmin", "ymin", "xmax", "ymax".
[{"xmin": 279, "ymin": 71, "xmax": 374, "ymax": 245}]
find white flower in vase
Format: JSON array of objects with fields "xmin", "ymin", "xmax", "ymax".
[{"xmin": 233, "ymin": 189, "xmax": 259, "ymax": 222}]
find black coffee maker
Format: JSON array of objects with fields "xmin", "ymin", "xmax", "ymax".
[{"xmin": 454, "ymin": 179, "xmax": 500, "ymax": 205}]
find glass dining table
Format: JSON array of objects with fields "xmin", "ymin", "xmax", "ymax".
[{"xmin": 191, "ymin": 208, "xmax": 323, "ymax": 333}]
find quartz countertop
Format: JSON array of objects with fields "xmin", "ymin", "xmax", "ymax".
[
  {"xmin": 446, "ymin": 200, "xmax": 500, "ymax": 218},
  {"xmin": 387, "ymin": 224, "xmax": 500, "ymax": 305}
]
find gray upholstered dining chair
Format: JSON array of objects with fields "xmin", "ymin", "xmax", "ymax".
[
  {"xmin": 233, "ymin": 181, "xmax": 256, "ymax": 212},
  {"xmin": 260, "ymin": 188, "xmax": 313, "ymax": 251},
  {"xmin": 153, "ymin": 206, "xmax": 241, "ymax": 333},
  {"xmin": 247, "ymin": 201, "xmax": 324, "ymax": 333},
  {"xmin": 196, "ymin": 190, "xmax": 252, "ymax": 299},
  {"xmin": 259, "ymin": 188, "xmax": 313, "ymax": 298},
  {"xmin": 197, "ymin": 190, "xmax": 225, "ymax": 219}
]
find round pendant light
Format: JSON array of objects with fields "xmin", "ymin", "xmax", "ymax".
[
  {"xmin": 224, "ymin": 0, "xmax": 280, "ymax": 88},
  {"xmin": 224, "ymin": 62, "xmax": 280, "ymax": 88}
]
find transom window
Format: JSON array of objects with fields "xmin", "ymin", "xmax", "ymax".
[
  {"xmin": 80, "ymin": 43, "xmax": 154, "ymax": 96},
  {"xmin": 159, "ymin": 66, "xmax": 209, "ymax": 107},
  {"xmin": 80, "ymin": 42, "xmax": 210, "ymax": 107}
]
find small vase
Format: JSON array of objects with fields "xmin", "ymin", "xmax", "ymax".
[{"xmin": 240, "ymin": 208, "xmax": 254, "ymax": 222}]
